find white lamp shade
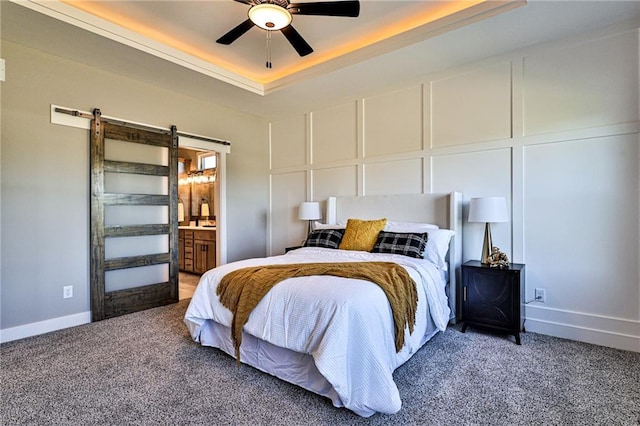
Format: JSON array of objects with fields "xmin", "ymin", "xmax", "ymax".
[
  {"xmin": 468, "ymin": 197, "xmax": 508, "ymax": 223},
  {"xmin": 201, "ymin": 202, "xmax": 210, "ymax": 217},
  {"xmin": 298, "ymin": 202, "xmax": 321, "ymax": 221}
]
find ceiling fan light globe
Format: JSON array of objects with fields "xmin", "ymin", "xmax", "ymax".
[{"xmin": 248, "ymin": 4, "xmax": 292, "ymax": 30}]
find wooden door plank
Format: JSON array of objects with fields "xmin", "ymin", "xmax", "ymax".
[
  {"xmin": 104, "ymin": 224, "xmax": 170, "ymax": 238},
  {"xmin": 103, "ymin": 122, "xmax": 172, "ymax": 147},
  {"xmin": 103, "ymin": 282, "xmax": 174, "ymax": 319},
  {"xmin": 168, "ymin": 126, "xmax": 179, "ymax": 301},
  {"xmin": 104, "ymin": 160, "xmax": 169, "ymax": 176},
  {"xmin": 103, "ymin": 193, "xmax": 169, "ymax": 205},
  {"xmin": 104, "ymin": 253, "xmax": 170, "ymax": 270},
  {"xmin": 90, "ymin": 109, "xmax": 106, "ymax": 322}
]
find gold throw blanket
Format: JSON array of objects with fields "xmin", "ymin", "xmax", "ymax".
[{"xmin": 216, "ymin": 262, "xmax": 418, "ymax": 363}]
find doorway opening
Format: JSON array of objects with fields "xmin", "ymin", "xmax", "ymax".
[{"xmin": 177, "ymin": 147, "xmax": 220, "ymax": 300}]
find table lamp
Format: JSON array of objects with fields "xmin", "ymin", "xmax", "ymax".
[
  {"xmin": 298, "ymin": 201, "xmax": 321, "ymax": 235},
  {"xmin": 468, "ymin": 196, "xmax": 508, "ymax": 264}
]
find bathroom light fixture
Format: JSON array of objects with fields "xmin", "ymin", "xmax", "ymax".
[
  {"xmin": 468, "ymin": 197, "xmax": 508, "ymax": 264},
  {"xmin": 298, "ymin": 201, "xmax": 321, "ymax": 235},
  {"xmin": 179, "ymin": 170, "xmax": 216, "ymax": 185}
]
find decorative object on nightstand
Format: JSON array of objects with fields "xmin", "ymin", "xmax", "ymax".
[
  {"xmin": 487, "ymin": 246, "xmax": 509, "ymax": 269},
  {"xmin": 298, "ymin": 201, "xmax": 321, "ymax": 235},
  {"xmin": 468, "ymin": 196, "xmax": 508, "ymax": 264},
  {"xmin": 461, "ymin": 260, "xmax": 525, "ymax": 344}
]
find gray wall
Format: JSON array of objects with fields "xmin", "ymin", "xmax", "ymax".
[{"xmin": 0, "ymin": 40, "xmax": 269, "ymax": 330}]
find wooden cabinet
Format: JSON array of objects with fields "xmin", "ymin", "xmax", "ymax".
[
  {"xmin": 461, "ymin": 260, "xmax": 525, "ymax": 344},
  {"xmin": 178, "ymin": 231, "xmax": 185, "ymax": 270},
  {"xmin": 179, "ymin": 229, "xmax": 215, "ymax": 274},
  {"xmin": 182, "ymin": 230, "xmax": 195, "ymax": 272},
  {"xmin": 194, "ymin": 230, "xmax": 216, "ymax": 274}
]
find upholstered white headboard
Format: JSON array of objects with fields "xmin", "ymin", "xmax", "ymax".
[{"xmin": 325, "ymin": 192, "xmax": 463, "ymax": 323}]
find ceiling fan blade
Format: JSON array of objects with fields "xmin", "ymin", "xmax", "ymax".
[
  {"xmin": 289, "ymin": 1, "xmax": 360, "ymax": 17},
  {"xmin": 233, "ymin": 0, "xmax": 255, "ymax": 4},
  {"xmin": 216, "ymin": 19, "xmax": 255, "ymax": 45},
  {"xmin": 281, "ymin": 25, "xmax": 313, "ymax": 56}
]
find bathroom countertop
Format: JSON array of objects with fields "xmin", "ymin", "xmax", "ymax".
[{"xmin": 178, "ymin": 226, "xmax": 216, "ymax": 230}]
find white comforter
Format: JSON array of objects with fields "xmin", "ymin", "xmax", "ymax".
[{"xmin": 184, "ymin": 247, "xmax": 450, "ymax": 417}]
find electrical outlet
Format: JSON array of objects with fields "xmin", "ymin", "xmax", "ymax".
[
  {"xmin": 63, "ymin": 285, "xmax": 73, "ymax": 299},
  {"xmin": 535, "ymin": 288, "xmax": 546, "ymax": 303}
]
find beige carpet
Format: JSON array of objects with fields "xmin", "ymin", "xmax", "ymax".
[{"xmin": 2, "ymin": 300, "xmax": 639, "ymax": 425}]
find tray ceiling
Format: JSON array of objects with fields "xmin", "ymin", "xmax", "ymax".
[{"xmin": 15, "ymin": 0, "xmax": 525, "ymax": 94}]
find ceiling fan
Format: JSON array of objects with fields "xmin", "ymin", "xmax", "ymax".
[{"xmin": 217, "ymin": 0, "xmax": 360, "ymax": 67}]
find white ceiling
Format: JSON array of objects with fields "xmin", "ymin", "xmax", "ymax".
[
  {"xmin": 2, "ymin": 1, "xmax": 640, "ymax": 119},
  {"xmin": 10, "ymin": 0, "xmax": 527, "ymax": 94}
]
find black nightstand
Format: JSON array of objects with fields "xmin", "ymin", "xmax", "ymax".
[{"xmin": 461, "ymin": 260, "xmax": 525, "ymax": 344}]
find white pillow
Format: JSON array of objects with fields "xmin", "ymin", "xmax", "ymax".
[
  {"xmin": 424, "ymin": 229, "xmax": 455, "ymax": 269},
  {"xmin": 313, "ymin": 221, "xmax": 345, "ymax": 230},
  {"xmin": 385, "ymin": 220, "xmax": 439, "ymax": 233}
]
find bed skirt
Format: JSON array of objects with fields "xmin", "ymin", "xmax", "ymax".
[{"xmin": 196, "ymin": 316, "xmax": 439, "ymax": 415}]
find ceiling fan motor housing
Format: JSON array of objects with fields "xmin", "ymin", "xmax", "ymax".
[{"xmin": 257, "ymin": 0, "xmax": 289, "ymax": 8}]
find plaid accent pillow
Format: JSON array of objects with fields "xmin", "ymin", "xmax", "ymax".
[
  {"xmin": 371, "ymin": 231, "xmax": 428, "ymax": 259},
  {"xmin": 303, "ymin": 229, "xmax": 345, "ymax": 249}
]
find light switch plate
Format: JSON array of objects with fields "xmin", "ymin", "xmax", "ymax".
[{"xmin": 0, "ymin": 59, "xmax": 5, "ymax": 82}]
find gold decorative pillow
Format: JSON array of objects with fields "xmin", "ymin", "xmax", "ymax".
[{"xmin": 339, "ymin": 218, "xmax": 387, "ymax": 252}]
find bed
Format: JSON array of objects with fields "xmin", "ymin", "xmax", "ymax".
[{"xmin": 184, "ymin": 192, "xmax": 462, "ymax": 417}]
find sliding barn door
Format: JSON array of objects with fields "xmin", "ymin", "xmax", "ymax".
[{"xmin": 90, "ymin": 109, "xmax": 179, "ymax": 321}]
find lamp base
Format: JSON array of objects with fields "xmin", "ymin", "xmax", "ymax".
[{"xmin": 481, "ymin": 222, "xmax": 493, "ymax": 264}]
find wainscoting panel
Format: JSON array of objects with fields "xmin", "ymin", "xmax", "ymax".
[
  {"xmin": 271, "ymin": 115, "xmax": 307, "ymax": 169},
  {"xmin": 311, "ymin": 102, "xmax": 357, "ymax": 164},
  {"xmin": 362, "ymin": 85, "xmax": 423, "ymax": 157},
  {"xmin": 522, "ymin": 30, "xmax": 639, "ymax": 136},
  {"xmin": 431, "ymin": 148, "xmax": 512, "ymax": 261},
  {"xmin": 364, "ymin": 158, "xmax": 423, "ymax": 196},
  {"xmin": 312, "ymin": 166, "xmax": 358, "ymax": 204},
  {"xmin": 523, "ymin": 134, "xmax": 639, "ymax": 320},
  {"xmin": 431, "ymin": 62, "xmax": 512, "ymax": 148},
  {"xmin": 270, "ymin": 171, "xmax": 307, "ymax": 254},
  {"xmin": 266, "ymin": 23, "xmax": 640, "ymax": 351}
]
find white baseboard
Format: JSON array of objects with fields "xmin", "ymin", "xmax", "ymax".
[
  {"xmin": 0, "ymin": 311, "xmax": 92, "ymax": 344},
  {"xmin": 525, "ymin": 304, "xmax": 640, "ymax": 353},
  {"xmin": 2, "ymin": 306, "xmax": 638, "ymax": 353}
]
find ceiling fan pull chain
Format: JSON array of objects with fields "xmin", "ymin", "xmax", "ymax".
[{"xmin": 266, "ymin": 30, "xmax": 272, "ymax": 69}]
